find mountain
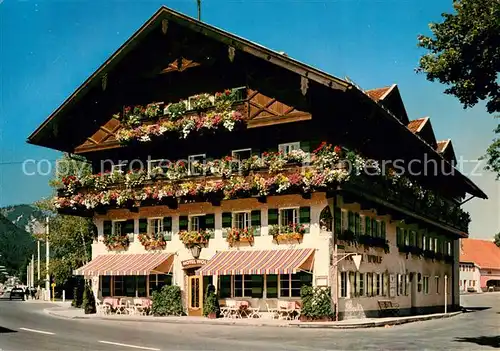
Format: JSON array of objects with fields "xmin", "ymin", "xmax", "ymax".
[
  {"xmin": 1, "ymin": 204, "xmax": 45, "ymax": 233},
  {"xmin": 0, "ymin": 212, "xmax": 36, "ymax": 279}
]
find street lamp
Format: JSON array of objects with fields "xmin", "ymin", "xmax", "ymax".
[{"xmin": 189, "ymin": 245, "xmax": 202, "ymax": 259}]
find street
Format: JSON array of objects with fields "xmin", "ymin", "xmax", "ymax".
[{"xmin": 0, "ymin": 294, "xmax": 498, "ymax": 351}]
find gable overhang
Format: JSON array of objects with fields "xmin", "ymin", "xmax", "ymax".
[{"xmin": 26, "ymin": 6, "xmax": 350, "ymax": 151}]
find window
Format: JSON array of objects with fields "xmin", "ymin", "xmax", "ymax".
[
  {"xmin": 340, "ymin": 272, "xmax": 348, "ymax": 298},
  {"xmin": 434, "ymin": 238, "xmax": 438, "ymax": 253},
  {"xmin": 423, "ymin": 276, "xmax": 429, "ymax": 294},
  {"xmin": 113, "ymin": 219, "xmax": 134, "ymax": 242},
  {"xmin": 356, "ymin": 272, "xmax": 365, "ymax": 297},
  {"xmin": 278, "ymin": 142, "xmax": 300, "ymax": 155},
  {"xmin": 188, "ymin": 154, "xmax": 206, "ymax": 175},
  {"xmin": 397, "ymin": 274, "xmax": 403, "ymax": 296},
  {"xmin": 320, "ymin": 206, "xmax": 333, "ymax": 232},
  {"xmin": 366, "ymin": 273, "xmax": 373, "ymax": 297},
  {"xmin": 232, "ymin": 148, "xmax": 252, "ymax": 164},
  {"xmin": 365, "ymin": 217, "xmax": 371, "ymax": 236},
  {"xmin": 147, "ymin": 159, "xmax": 168, "ymax": 176},
  {"xmin": 266, "ymin": 275, "xmax": 278, "ymax": 298},
  {"xmin": 280, "ymin": 208, "xmax": 298, "ymax": 227},
  {"xmin": 149, "ymin": 218, "xmax": 163, "ymax": 239},
  {"xmin": 372, "ymin": 219, "xmax": 379, "ymax": 238},
  {"xmin": 149, "ymin": 274, "xmax": 172, "ymax": 296},
  {"xmin": 280, "ymin": 273, "xmax": 312, "ymax": 298},
  {"xmin": 429, "ymin": 237, "xmax": 434, "ymax": 251},
  {"xmin": 380, "ymin": 221, "xmax": 386, "ymax": 239},
  {"xmin": 234, "ymin": 211, "xmax": 251, "ymax": 230},
  {"xmin": 404, "ymin": 230, "xmax": 409, "ymax": 246},
  {"xmin": 101, "ymin": 276, "xmax": 111, "ymax": 297},
  {"xmin": 405, "ymin": 275, "xmax": 410, "ymax": 296},
  {"xmin": 230, "ymin": 275, "xmax": 264, "ymax": 298},
  {"xmin": 447, "ymin": 241, "xmax": 452, "ymax": 255},
  {"xmin": 435, "ymin": 276, "xmax": 440, "ymax": 294},
  {"xmin": 355, "ymin": 213, "xmax": 361, "ymax": 235},
  {"xmin": 219, "ymin": 275, "xmax": 231, "ymax": 298},
  {"xmin": 111, "ymin": 162, "xmax": 128, "ymax": 173},
  {"xmin": 375, "ymin": 273, "xmax": 380, "ymax": 296},
  {"xmin": 423, "ymin": 235, "xmax": 427, "ymax": 250},
  {"xmin": 114, "ymin": 276, "xmax": 124, "ymax": 296},
  {"xmin": 348, "ymin": 211, "xmax": 355, "ymax": 233},
  {"xmin": 382, "ymin": 273, "xmax": 388, "ymax": 296}
]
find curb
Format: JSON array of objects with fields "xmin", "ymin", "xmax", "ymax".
[
  {"xmin": 293, "ymin": 311, "xmax": 462, "ymax": 329},
  {"xmin": 44, "ymin": 308, "xmax": 461, "ymax": 329}
]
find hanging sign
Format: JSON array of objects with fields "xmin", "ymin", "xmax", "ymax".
[{"xmin": 181, "ymin": 259, "xmax": 208, "ymax": 269}]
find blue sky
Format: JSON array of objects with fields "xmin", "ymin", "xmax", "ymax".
[{"xmin": 0, "ymin": 0, "xmax": 498, "ymax": 239}]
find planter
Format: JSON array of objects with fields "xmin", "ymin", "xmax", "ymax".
[
  {"xmin": 274, "ymin": 233, "xmax": 303, "ymax": 244},
  {"xmin": 207, "ymin": 312, "xmax": 217, "ymax": 319}
]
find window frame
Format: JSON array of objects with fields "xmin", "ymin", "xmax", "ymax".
[
  {"xmin": 148, "ymin": 217, "xmax": 164, "ymax": 238},
  {"xmin": 233, "ymin": 211, "xmax": 251, "ymax": 230},
  {"xmin": 112, "ymin": 219, "xmax": 126, "ymax": 236},
  {"xmin": 278, "ymin": 142, "xmax": 301, "ymax": 155},
  {"xmin": 231, "ymin": 148, "xmax": 252, "ymax": 161},
  {"xmin": 423, "ymin": 276, "xmax": 430, "ymax": 295},
  {"xmin": 279, "ymin": 207, "xmax": 299, "ymax": 229},
  {"xmin": 188, "ymin": 154, "xmax": 206, "ymax": 176}
]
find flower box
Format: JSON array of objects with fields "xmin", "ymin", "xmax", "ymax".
[
  {"xmin": 138, "ymin": 233, "xmax": 167, "ymax": 250},
  {"xmin": 178, "ymin": 230, "xmax": 211, "ymax": 248},
  {"xmin": 273, "ymin": 232, "xmax": 304, "ymax": 243},
  {"xmin": 226, "ymin": 228, "xmax": 254, "ymax": 247},
  {"xmin": 103, "ymin": 235, "xmax": 130, "ymax": 251}
]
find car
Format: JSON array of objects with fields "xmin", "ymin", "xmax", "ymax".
[{"xmin": 9, "ymin": 287, "xmax": 25, "ymax": 300}]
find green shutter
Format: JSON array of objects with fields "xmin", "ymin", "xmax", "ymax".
[
  {"xmin": 334, "ymin": 207, "xmax": 342, "ymax": 234},
  {"xmin": 372, "ymin": 219, "xmax": 378, "ymax": 237},
  {"xmin": 124, "ymin": 219, "xmax": 135, "ymax": 234},
  {"xmin": 365, "ymin": 217, "xmax": 371, "ymax": 236},
  {"xmin": 355, "ymin": 213, "xmax": 361, "ymax": 235},
  {"xmin": 163, "ymin": 217, "xmax": 172, "ymax": 241},
  {"xmin": 251, "ymin": 210, "xmax": 261, "ymax": 236},
  {"xmin": 179, "ymin": 216, "xmax": 189, "ymax": 231},
  {"xmin": 222, "ymin": 212, "xmax": 232, "ymax": 228},
  {"xmin": 381, "ymin": 221, "xmax": 386, "ymax": 239},
  {"xmin": 163, "ymin": 217, "xmax": 172, "ymax": 231},
  {"xmin": 268, "ymin": 209, "xmax": 279, "ymax": 225},
  {"xmin": 205, "ymin": 214, "xmax": 215, "ymax": 229},
  {"xmin": 103, "ymin": 220, "xmax": 112, "ymax": 236},
  {"xmin": 299, "ymin": 207, "xmax": 311, "ymax": 224},
  {"xmin": 139, "ymin": 218, "xmax": 148, "ymax": 234},
  {"xmin": 205, "ymin": 214, "xmax": 215, "ymax": 238},
  {"xmin": 222, "ymin": 212, "xmax": 232, "ymax": 238},
  {"xmin": 397, "ymin": 227, "xmax": 402, "ymax": 246},
  {"xmin": 348, "ymin": 211, "xmax": 354, "ymax": 232}
]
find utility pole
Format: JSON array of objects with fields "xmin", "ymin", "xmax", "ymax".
[
  {"xmin": 197, "ymin": 0, "xmax": 201, "ymax": 21},
  {"xmin": 37, "ymin": 240, "xmax": 40, "ymax": 288},
  {"xmin": 45, "ymin": 217, "xmax": 50, "ymax": 301}
]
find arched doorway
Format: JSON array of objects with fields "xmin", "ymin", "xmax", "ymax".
[{"xmin": 320, "ymin": 205, "xmax": 333, "ymax": 233}]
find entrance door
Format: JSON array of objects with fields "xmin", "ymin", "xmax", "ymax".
[{"xmin": 188, "ymin": 276, "xmax": 203, "ymax": 316}]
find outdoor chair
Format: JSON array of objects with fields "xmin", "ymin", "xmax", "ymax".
[
  {"xmin": 265, "ymin": 302, "xmax": 279, "ymax": 319},
  {"xmin": 96, "ymin": 299, "xmax": 111, "ymax": 315}
]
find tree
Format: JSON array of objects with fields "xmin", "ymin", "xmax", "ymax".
[
  {"xmin": 34, "ymin": 154, "xmax": 95, "ymax": 292},
  {"xmin": 417, "ymin": 0, "xmax": 500, "ymax": 177},
  {"xmin": 494, "ymin": 232, "xmax": 500, "ymax": 247}
]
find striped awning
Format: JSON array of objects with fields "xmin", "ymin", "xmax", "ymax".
[
  {"xmin": 74, "ymin": 252, "xmax": 174, "ymax": 277},
  {"xmin": 197, "ymin": 248, "xmax": 315, "ymax": 276}
]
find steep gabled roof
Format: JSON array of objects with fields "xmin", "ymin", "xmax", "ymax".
[
  {"xmin": 437, "ymin": 139, "xmax": 457, "ymax": 164},
  {"xmin": 366, "ymin": 86, "xmax": 393, "ymax": 101},
  {"xmin": 460, "ymin": 239, "xmax": 500, "ymax": 270},
  {"xmin": 407, "ymin": 117, "xmax": 428, "ymax": 133},
  {"xmin": 27, "ymin": 6, "xmax": 350, "ymax": 148},
  {"xmin": 366, "ymin": 84, "xmax": 409, "ymax": 124}
]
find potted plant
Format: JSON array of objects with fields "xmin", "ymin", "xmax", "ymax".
[
  {"xmin": 103, "ymin": 235, "xmax": 130, "ymax": 251},
  {"xmin": 178, "ymin": 230, "xmax": 211, "ymax": 248},
  {"xmin": 226, "ymin": 227, "xmax": 254, "ymax": 247},
  {"xmin": 203, "ymin": 284, "xmax": 219, "ymax": 319}
]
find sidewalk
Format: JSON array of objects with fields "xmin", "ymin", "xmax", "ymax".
[{"xmin": 44, "ymin": 305, "xmax": 461, "ymax": 329}]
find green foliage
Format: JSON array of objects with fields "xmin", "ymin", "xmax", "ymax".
[
  {"xmin": 417, "ymin": 0, "xmax": 500, "ymax": 114},
  {"xmin": 417, "ymin": 0, "xmax": 500, "ymax": 178},
  {"xmin": 82, "ymin": 283, "xmax": 96, "ymax": 314},
  {"xmin": 494, "ymin": 232, "xmax": 500, "ymax": 247},
  {"xmin": 151, "ymin": 285, "xmax": 185, "ymax": 316},
  {"xmin": 203, "ymin": 285, "xmax": 220, "ymax": 317},
  {"xmin": 483, "ymin": 120, "xmax": 500, "ymax": 179},
  {"xmin": 0, "ymin": 213, "xmax": 35, "ymax": 278},
  {"xmin": 71, "ymin": 282, "xmax": 84, "ymax": 308},
  {"xmin": 300, "ymin": 285, "xmax": 334, "ymax": 320}
]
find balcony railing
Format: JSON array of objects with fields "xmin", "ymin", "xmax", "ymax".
[{"xmin": 56, "ymin": 143, "xmax": 470, "ymax": 233}]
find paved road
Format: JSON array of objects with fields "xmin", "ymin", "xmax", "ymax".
[{"xmin": 0, "ymin": 294, "xmax": 498, "ymax": 350}]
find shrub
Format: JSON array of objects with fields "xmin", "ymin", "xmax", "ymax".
[
  {"xmin": 203, "ymin": 284, "xmax": 220, "ymax": 317},
  {"xmin": 151, "ymin": 285, "xmax": 185, "ymax": 316},
  {"xmin": 82, "ymin": 284, "xmax": 96, "ymax": 314},
  {"xmin": 300, "ymin": 285, "xmax": 334, "ymax": 320},
  {"xmin": 71, "ymin": 283, "xmax": 84, "ymax": 308}
]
